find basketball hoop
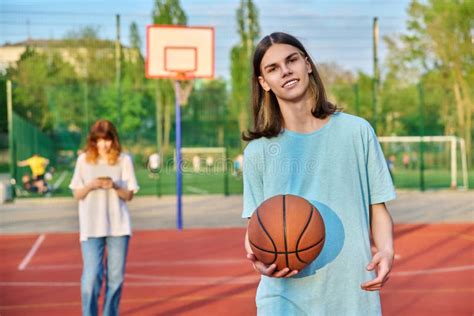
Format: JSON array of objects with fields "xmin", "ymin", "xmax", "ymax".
[
  {"xmin": 146, "ymin": 25, "xmax": 214, "ymax": 231},
  {"xmin": 146, "ymin": 25, "xmax": 214, "ymax": 80}
]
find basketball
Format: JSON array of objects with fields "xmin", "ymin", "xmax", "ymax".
[{"xmin": 248, "ymin": 194, "xmax": 325, "ymax": 271}]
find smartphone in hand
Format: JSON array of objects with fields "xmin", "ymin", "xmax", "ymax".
[{"xmin": 98, "ymin": 176, "xmax": 113, "ymax": 189}]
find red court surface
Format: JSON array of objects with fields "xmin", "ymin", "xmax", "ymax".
[{"xmin": 0, "ymin": 224, "xmax": 473, "ymax": 315}]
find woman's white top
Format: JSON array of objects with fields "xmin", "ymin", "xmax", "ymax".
[{"xmin": 69, "ymin": 153, "xmax": 139, "ymax": 241}]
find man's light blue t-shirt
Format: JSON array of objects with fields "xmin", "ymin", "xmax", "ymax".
[{"xmin": 242, "ymin": 112, "xmax": 396, "ymax": 315}]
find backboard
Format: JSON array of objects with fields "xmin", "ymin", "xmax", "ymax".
[{"xmin": 146, "ymin": 25, "xmax": 214, "ymax": 80}]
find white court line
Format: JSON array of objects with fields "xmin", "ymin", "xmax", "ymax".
[
  {"xmin": 18, "ymin": 234, "xmax": 45, "ymax": 271},
  {"xmin": 3, "ymin": 265, "xmax": 473, "ymax": 288},
  {"xmin": 26, "ymin": 258, "xmax": 246, "ymax": 271},
  {"xmin": 0, "ymin": 277, "xmax": 258, "ymax": 287},
  {"xmin": 2, "ymin": 265, "xmax": 474, "ymax": 288},
  {"xmin": 125, "ymin": 273, "xmax": 257, "ymax": 285},
  {"xmin": 52, "ymin": 171, "xmax": 68, "ymax": 190},
  {"xmin": 185, "ymin": 186, "xmax": 208, "ymax": 194},
  {"xmin": 0, "ymin": 281, "xmax": 79, "ymax": 287}
]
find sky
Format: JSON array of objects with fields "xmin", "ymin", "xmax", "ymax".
[{"xmin": 0, "ymin": 0, "xmax": 414, "ymax": 79}]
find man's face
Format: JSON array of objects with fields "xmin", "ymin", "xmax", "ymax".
[{"xmin": 258, "ymin": 43, "xmax": 312, "ymax": 103}]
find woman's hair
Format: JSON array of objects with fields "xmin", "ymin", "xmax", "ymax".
[
  {"xmin": 84, "ymin": 120, "xmax": 121, "ymax": 165},
  {"xmin": 243, "ymin": 32, "xmax": 339, "ymax": 141}
]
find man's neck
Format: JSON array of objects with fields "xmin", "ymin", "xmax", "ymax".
[{"xmin": 278, "ymin": 95, "xmax": 328, "ymax": 134}]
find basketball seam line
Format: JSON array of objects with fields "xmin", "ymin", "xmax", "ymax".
[
  {"xmin": 283, "ymin": 195, "xmax": 289, "ymax": 268},
  {"xmin": 295, "ymin": 204, "xmax": 315, "ymax": 264},
  {"xmin": 255, "ymin": 207, "xmax": 278, "ymax": 265},
  {"xmin": 249, "ymin": 237, "xmax": 325, "ymax": 254}
]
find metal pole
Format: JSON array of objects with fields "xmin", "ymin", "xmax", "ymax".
[
  {"xmin": 418, "ymin": 82, "xmax": 425, "ymax": 191},
  {"xmin": 372, "ymin": 17, "xmax": 379, "ymax": 132},
  {"xmin": 224, "ymin": 147, "xmax": 229, "ymax": 196},
  {"xmin": 450, "ymin": 137, "xmax": 457, "ymax": 189},
  {"xmin": 156, "ymin": 171, "xmax": 162, "ymax": 197},
  {"xmin": 115, "ymin": 14, "xmax": 121, "ymax": 127},
  {"xmin": 175, "ymin": 81, "xmax": 183, "ymax": 230},
  {"xmin": 223, "ymin": 106, "xmax": 229, "ymax": 196},
  {"xmin": 459, "ymin": 138, "xmax": 468, "ymax": 190},
  {"xmin": 7, "ymin": 80, "xmax": 16, "ymax": 198},
  {"xmin": 155, "ymin": 85, "xmax": 163, "ymax": 198}
]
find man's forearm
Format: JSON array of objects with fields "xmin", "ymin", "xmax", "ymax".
[{"xmin": 370, "ymin": 203, "xmax": 394, "ymax": 254}]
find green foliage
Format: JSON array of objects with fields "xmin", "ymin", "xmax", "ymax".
[
  {"xmin": 184, "ymin": 79, "xmax": 228, "ymax": 122},
  {"xmin": 129, "ymin": 22, "xmax": 142, "ymax": 51},
  {"xmin": 329, "ymin": 0, "xmax": 473, "ymax": 168},
  {"xmin": 63, "ymin": 27, "xmax": 116, "ymax": 84},
  {"xmin": 7, "ymin": 47, "xmax": 79, "ymax": 131},
  {"xmin": 180, "ymin": 79, "xmax": 239, "ymax": 148},
  {"xmin": 152, "ymin": 0, "xmax": 187, "ymax": 25},
  {"xmin": 230, "ymin": 0, "xmax": 260, "ymax": 149},
  {"xmin": 5, "ymin": 22, "xmax": 156, "ymax": 151},
  {"xmin": 383, "ymin": 0, "xmax": 474, "ymax": 163}
]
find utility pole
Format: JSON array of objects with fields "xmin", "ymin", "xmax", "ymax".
[
  {"xmin": 26, "ymin": 19, "xmax": 31, "ymax": 40},
  {"xmin": 7, "ymin": 81, "xmax": 16, "ymax": 198},
  {"xmin": 115, "ymin": 14, "xmax": 122, "ymax": 127},
  {"xmin": 372, "ymin": 17, "xmax": 379, "ymax": 132}
]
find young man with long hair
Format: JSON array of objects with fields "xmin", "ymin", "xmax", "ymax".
[{"xmin": 242, "ymin": 32, "xmax": 396, "ymax": 315}]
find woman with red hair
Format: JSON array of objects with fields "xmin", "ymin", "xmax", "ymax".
[{"xmin": 69, "ymin": 119, "xmax": 139, "ymax": 316}]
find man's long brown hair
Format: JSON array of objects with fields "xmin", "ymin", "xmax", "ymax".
[
  {"xmin": 84, "ymin": 120, "xmax": 121, "ymax": 165},
  {"xmin": 242, "ymin": 32, "xmax": 339, "ymax": 141}
]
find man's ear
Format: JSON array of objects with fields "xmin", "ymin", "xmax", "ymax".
[
  {"xmin": 305, "ymin": 57, "xmax": 312, "ymax": 74},
  {"xmin": 258, "ymin": 76, "xmax": 271, "ymax": 92}
]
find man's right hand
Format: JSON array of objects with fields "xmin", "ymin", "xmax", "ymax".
[{"xmin": 246, "ymin": 253, "xmax": 299, "ymax": 278}]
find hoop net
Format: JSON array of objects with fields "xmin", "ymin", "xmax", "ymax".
[{"xmin": 175, "ymin": 72, "xmax": 194, "ymax": 105}]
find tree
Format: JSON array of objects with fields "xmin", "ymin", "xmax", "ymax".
[
  {"xmin": 384, "ymin": 0, "xmax": 474, "ymax": 164},
  {"xmin": 230, "ymin": 0, "xmax": 260, "ymax": 149},
  {"xmin": 7, "ymin": 47, "xmax": 79, "ymax": 130},
  {"xmin": 126, "ymin": 22, "xmax": 145, "ymax": 89},
  {"xmin": 116, "ymin": 22, "xmax": 152, "ymax": 140},
  {"xmin": 63, "ymin": 26, "xmax": 116, "ymax": 85},
  {"xmin": 152, "ymin": 0, "xmax": 187, "ymax": 155},
  {"xmin": 317, "ymin": 62, "xmax": 355, "ymax": 112},
  {"xmin": 182, "ymin": 79, "xmax": 230, "ymax": 146}
]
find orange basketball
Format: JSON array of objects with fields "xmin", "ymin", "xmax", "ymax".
[{"xmin": 248, "ymin": 194, "xmax": 325, "ymax": 271}]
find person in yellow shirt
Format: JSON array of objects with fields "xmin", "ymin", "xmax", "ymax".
[{"xmin": 17, "ymin": 154, "xmax": 50, "ymax": 193}]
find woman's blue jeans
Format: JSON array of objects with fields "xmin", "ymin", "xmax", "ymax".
[{"xmin": 80, "ymin": 236, "xmax": 130, "ymax": 316}]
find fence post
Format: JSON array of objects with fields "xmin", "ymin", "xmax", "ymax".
[
  {"xmin": 372, "ymin": 17, "xmax": 379, "ymax": 132},
  {"xmin": 7, "ymin": 80, "xmax": 16, "ymax": 198},
  {"xmin": 115, "ymin": 14, "xmax": 122, "ymax": 127},
  {"xmin": 223, "ymin": 107, "xmax": 229, "ymax": 196},
  {"xmin": 418, "ymin": 82, "xmax": 425, "ymax": 191}
]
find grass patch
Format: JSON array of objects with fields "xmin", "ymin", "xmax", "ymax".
[{"xmin": 15, "ymin": 166, "xmax": 473, "ymax": 199}]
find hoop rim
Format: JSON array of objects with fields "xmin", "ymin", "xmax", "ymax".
[{"xmin": 175, "ymin": 71, "xmax": 194, "ymax": 81}]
